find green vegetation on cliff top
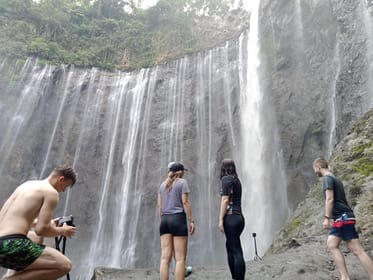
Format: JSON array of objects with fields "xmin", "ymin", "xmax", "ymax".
[{"xmin": 0, "ymin": 0, "xmax": 249, "ymax": 70}]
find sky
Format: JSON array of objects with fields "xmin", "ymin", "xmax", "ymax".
[{"xmin": 141, "ymin": 0, "xmax": 159, "ymax": 9}]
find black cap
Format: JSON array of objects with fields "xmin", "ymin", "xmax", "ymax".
[{"xmin": 169, "ymin": 162, "xmax": 188, "ymax": 172}]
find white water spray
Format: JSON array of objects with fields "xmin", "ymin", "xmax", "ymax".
[
  {"xmin": 363, "ymin": 0, "xmax": 373, "ymax": 110},
  {"xmin": 238, "ymin": 0, "xmax": 289, "ymax": 259},
  {"xmin": 328, "ymin": 43, "xmax": 340, "ymax": 157},
  {"xmin": 0, "ymin": 62, "xmax": 52, "ymax": 175}
]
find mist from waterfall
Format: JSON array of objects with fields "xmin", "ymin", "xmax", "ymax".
[
  {"xmin": 0, "ymin": 60, "xmax": 53, "ymax": 176},
  {"xmin": 238, "ymin": 0, "xmax": 289, "ymax": 259},
  {"xmin": 2, "ymin": 1, "xmax": 373, "ymax": 279},
  {"xmin": 363, "ymin": 0, "xmax": 373, "ymax": 110},
  {"xmin": 295, "ymin": 0, "xmax": 304, "ymax": 48},
  {"xmin": 328, "ymin": 43, "xmax": 339, "ymax": 157}
]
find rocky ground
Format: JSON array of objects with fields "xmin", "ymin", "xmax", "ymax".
[{"xmin": 92, "ymin": 236, "xmax": 372, "ymax": 279}]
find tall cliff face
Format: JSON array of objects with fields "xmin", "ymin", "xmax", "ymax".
[
  {"xmin": 0, "ymin": 0, "xmax": 373, "ymax": 279},
  {"xmin": 0, "ymin": 23, "xmax": 289, "ymax": 278},
  {"xmin": 0, "ymin": 56, "xmax": 240, "ymax": 277},
  {"xmin": 259, "ymin": 0, "xmax": 373, "ymax": 206},
  {"xmin": 268, "ymin": 108, "xmax": 373, "ymax": 268}
]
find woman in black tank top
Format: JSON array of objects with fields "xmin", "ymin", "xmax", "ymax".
[{"xmin": 218, "ymin": 159, "xmax": 246, "ymax": 280}]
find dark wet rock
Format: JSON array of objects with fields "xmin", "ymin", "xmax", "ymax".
[{"xmin": 93, "ymin": 109, "xmax": 373, "ymax": 279}]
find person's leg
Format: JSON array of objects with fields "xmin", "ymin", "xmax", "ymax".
[
  {"xmin": 172, "ymin": 248, "xmax": 192, "ymax": 278},
  {"xmin": 223, "ymin": 236, "xmax": 234, "ymax": 276},
  {"xmin": 160, "ymin": 234, "xmax": 173, "ymax": 280},
  {"xmin": 327, "ymin": 235, "xmax": 350, "ymax": 280},
  {"xmin": 173, "ymin": 236, "xmax": 187, "ymax": 280},
  {"xmin": 3, "ymin": 231, "xmax": 45, "ymax": 278},
  {"xmin": 224, "ymin": 217, "xmax": 235, "ymax": 278},
  {"xmin": 224, "ymin": 215, "xmax": 245, "ymax": 280},
  {"xmin": 4, "ymin": 246, "xmax": 71, "ymax": 280},
  {"xmin": 347, "ymin": 239, "xmax": 373, "ymax": 279}
]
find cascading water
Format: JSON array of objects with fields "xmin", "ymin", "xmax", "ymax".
[
  {"xmin": 363, "ymin": 0, "xmax": 373, "ymax": 109},
  {"xmin": 0, "ymin": 60, "xmax": 53, "ymax": 176},
  {"xmin": 328, "ymin": 46, "xmax": 339, "ymax": 157},
  {"xmin": 39, "ymin": 68, "xmax": 89, "ymax": 178},
  {"xmin": 238, "ymin": 0, "xmax": 289, "ymax": 258},
  {"xmin": 295, "ymin": 0, "xmax": 304, "ymax": 45},
  {"xmin": 0, "ymin": 3, "xmax": 287, "ymax": 277},
  {"xmin": 2, "ymin": 1, "xmax": 373, "ymax": 279},
  {"xmin": 63, "ymin": 68, "xmax": 99, "ymax": 214}
]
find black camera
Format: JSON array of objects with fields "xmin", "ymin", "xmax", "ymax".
[
  {"xmin": 252, "ymin": 232, "xmax": 256, "ymax": 238},
  {"xmin": 57, "ymin": 215, "xmax": 75, "ymax": 227}
]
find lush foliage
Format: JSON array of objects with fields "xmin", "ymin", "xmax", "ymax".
[{"xmin": 0, "ymin": 0, "xmax": 249, "ymax": 70}]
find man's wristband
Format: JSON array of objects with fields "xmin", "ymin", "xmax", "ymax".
[{"xmin": 324, "ymin": 215, "xmax": 330, "ymax": 219}]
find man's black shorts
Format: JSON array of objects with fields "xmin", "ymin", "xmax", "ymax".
[{"xmin": 160, "ymin": 213, "xmax": 188, "ymax": 236}]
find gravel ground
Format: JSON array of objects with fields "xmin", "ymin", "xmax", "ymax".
[{"xmin": 92, "ymin": 235, "xmax": 373, "ymax": 279}]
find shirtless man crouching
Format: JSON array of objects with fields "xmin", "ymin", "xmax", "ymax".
[{"xmin": 0, "ymin": 164, "xmax": 77, "ymax": 279}]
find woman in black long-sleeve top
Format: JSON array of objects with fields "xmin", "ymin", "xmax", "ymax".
[{"xmin": 218, "ymin": 158, "xmax": 245, "ymax": 280}]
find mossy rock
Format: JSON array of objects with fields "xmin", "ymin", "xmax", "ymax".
[{"xmin": 270, "ymin": 108, "xmax": 373, "ymax": 254}]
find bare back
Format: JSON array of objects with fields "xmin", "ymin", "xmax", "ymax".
[{"xmin": 0, "ymin": 180, "xmax": 59, "ymax": 237}]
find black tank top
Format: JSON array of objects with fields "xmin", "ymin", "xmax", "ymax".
[{"xmin": 221, "ymin": 175, "xmax": 242, "ymax": 214}]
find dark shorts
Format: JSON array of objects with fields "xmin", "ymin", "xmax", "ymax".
[
  {"xmin": 329, "ymin": 224, "xmax": 359, "ymax": 241},
  {"xmin": 160, "ymin": 213, "xmax": 188, "ymax": 237},
  {"xmin": 0, "ymin": 234, "xmax": 45, "ymax": 271}
]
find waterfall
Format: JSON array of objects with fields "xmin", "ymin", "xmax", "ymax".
[
  {"xmin": 63, "ymin": 68, "xmax": 99, "ymax": 214},
  {"xmin": 0, "ymin": 14, "xmax": 289, "ymax": 279},
  {"xmin": 238, "ymin": 0, "xmax": 289, "ymax": 258},
  {"xmin": 195, "ymin": 51, "xmax": 215, "ymax": 252},
  {"xmin": 295, "ymin": 0, "xmax": 304, "ymax": 42},
  {"xmin": 3, "ymin": 1, "xmax": 373, "ymax": 279},
  {"xmin": 328, "ymin": 43, "xmax": 340, "ymax": 157},
  {"xmin": 363, "ymin": 0, "xmax": 373, "ymax": 109},
  {"xmin": 39, "ymin": 68, "xmax": 89, "ymax": 178},
  {"xmin": 0, "ymin": 59, "xmax": 53, "ymax": 176},
  {"xmin": 85, "ymin": 69, "xmax": 157, "ymax": 271}
]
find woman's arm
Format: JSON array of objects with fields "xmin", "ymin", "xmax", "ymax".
[
  {"xmin": 182, "ymin": 192, "xmax": 195, "ymax": 235},
  {"xmin": 218, "ymin": 195, "xmax": 229, "ymax": 233},
  {"xmin": 157, "ymin": 193, "xmax": 162, "ymax": 219}
]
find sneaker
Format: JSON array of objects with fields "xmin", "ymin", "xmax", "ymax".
[{"xmin": 185, "ymin": 265, "xmax": 192, "ymax": 277}]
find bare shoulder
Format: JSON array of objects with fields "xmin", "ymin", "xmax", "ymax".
[{"xmin": 18, "ymin": 180, "xmax": 58, "ymax": 199}]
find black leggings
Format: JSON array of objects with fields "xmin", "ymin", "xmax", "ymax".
[{"xmin": 223, "ymin": 214, "xmax": 245, "ymax": 280}]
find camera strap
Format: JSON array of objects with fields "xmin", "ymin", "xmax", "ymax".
[
  {"xmin": 54, "ymin": 236, "xmax": 66, "ymax": 254},
  {"xmin": 55, "ymin": 236, "xmax": 70, "ymax": 280}
]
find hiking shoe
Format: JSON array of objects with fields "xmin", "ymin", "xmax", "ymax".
[{"xmin": 185, "ymin": 266, "xmax": 192, "ymax": 277}]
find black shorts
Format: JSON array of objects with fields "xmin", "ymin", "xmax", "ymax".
[{"xmin": 160, "ymin": 213, "xmax": 188, "ymax": 236}]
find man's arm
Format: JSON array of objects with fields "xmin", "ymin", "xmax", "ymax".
[
  {"xmin": 323, "ymin": 189, "xmax": 334, "ymax": 229},
  {"xmin": 34, "ymin": 191, "xmax": 75, "ymax": 238}
]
